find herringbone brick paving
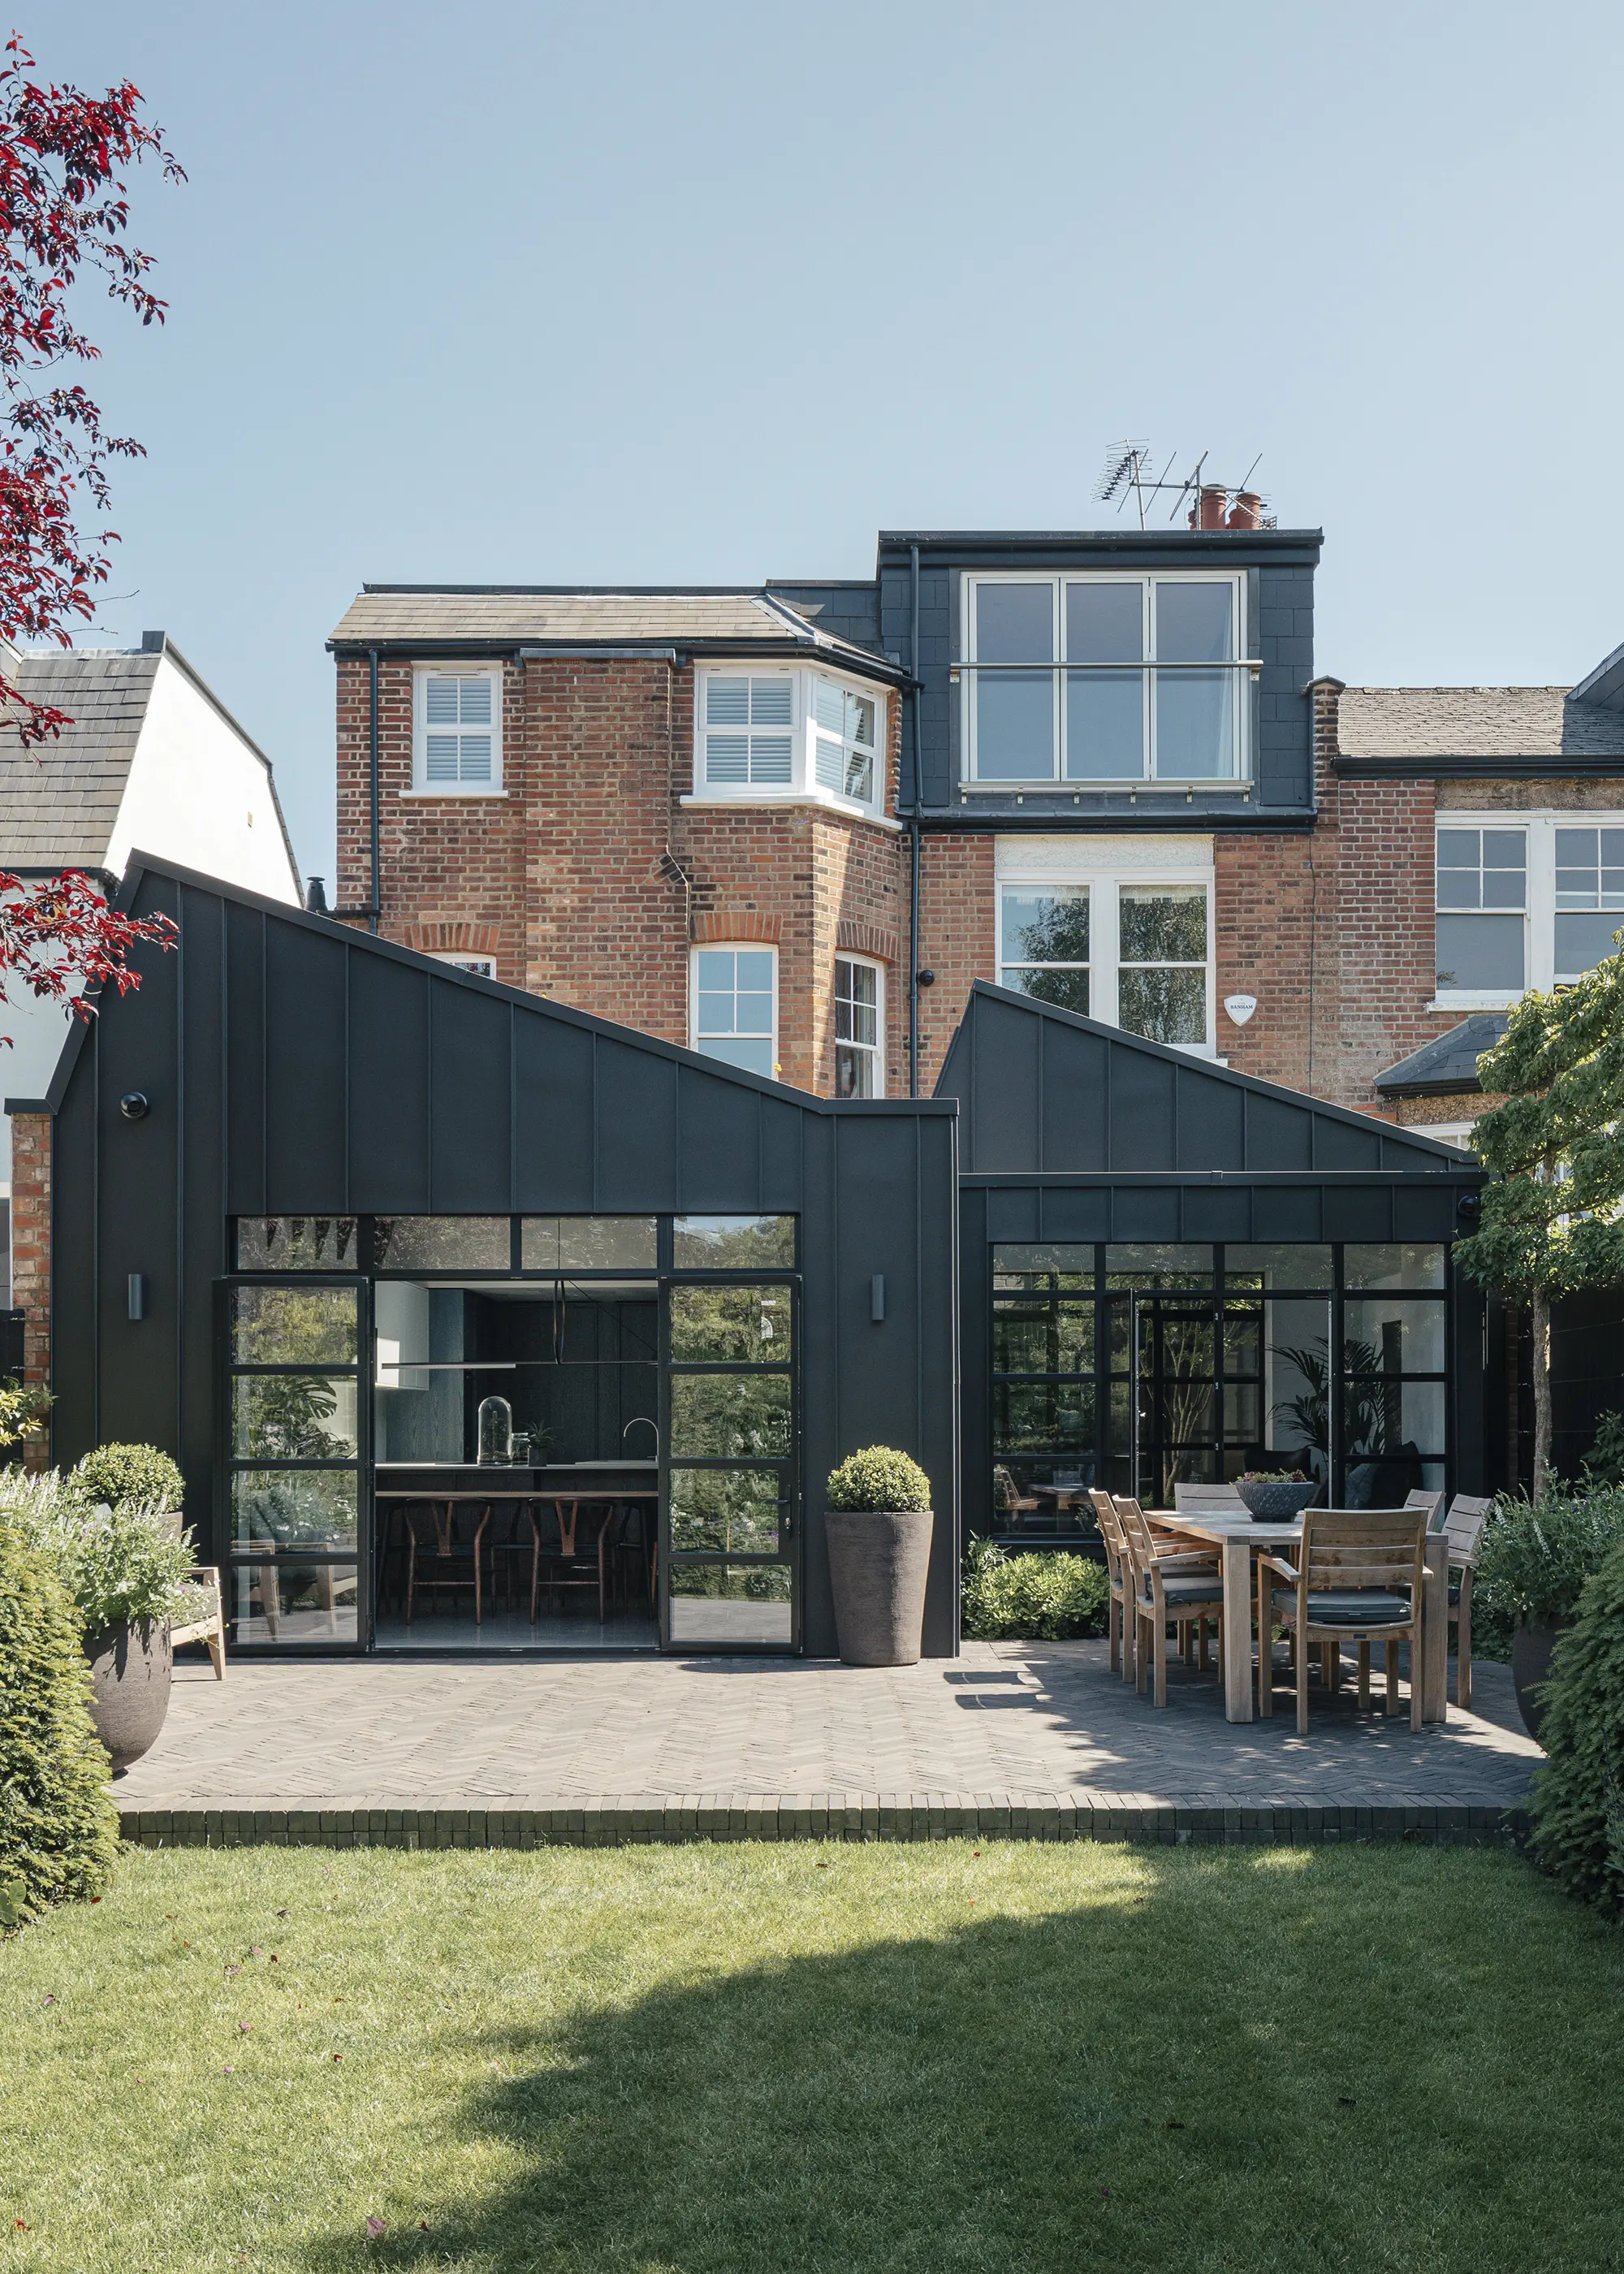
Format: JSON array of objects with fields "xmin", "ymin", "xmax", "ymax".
[{"xmin": 119, "ymin": 1641, "xmax": 1538, "ymax": 1830}]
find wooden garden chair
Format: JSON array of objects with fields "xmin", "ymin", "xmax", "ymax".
[
  {"xmin": 1116, "ymin": 1497, "xmax": 1226, "ymax": 1710},
  {"xmin": 172, "ymin": 1565, "xmax": 225, "ymax": 1679},
  {"xmin": 1423, "ymin": 1492, "xmax": 1494, "ymax": 1709},
  {"xmin": 1173, "ymin": 1482, "xmax": 1245, "ymax": 1511},
  {"xmin": 1259, "ymin": 1507, "xmax": 1428, "ymax": 1733},
  {"xmin": 1087, "ymin": 1489, "xmax": 1131, "ymax": 1678}
]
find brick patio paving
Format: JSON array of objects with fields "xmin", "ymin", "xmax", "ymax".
[{"xmin": 115, "ymin": 1640, "xmax": 1541, "ymax": 1848}]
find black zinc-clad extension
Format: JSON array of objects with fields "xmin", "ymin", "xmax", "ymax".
[
  {"xmin": 935, "ymin": 984, "xmax": 1485, "ymax": 1542},
  {"xmin": 32, "ymin": 857, "xmax": 961, "ymax": 1658}
]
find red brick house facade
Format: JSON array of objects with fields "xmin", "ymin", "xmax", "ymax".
[{"xmin": 328, "ymin": 545, "xmax": 1624, "ymax": 1128}]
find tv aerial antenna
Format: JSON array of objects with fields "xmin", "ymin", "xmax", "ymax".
[{"xmin": 1092, "ymin": 442, "xmax": 1272, "ymax": 529}]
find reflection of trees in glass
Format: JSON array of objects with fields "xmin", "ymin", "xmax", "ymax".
[
  {"xmin": 670, "ymin": 1373, "xmax": 791, "ymax": 1458},
  {"xmin": 670, "ymin": 1285, "xmax": 790, "ymax": 1365},
  {"xmin": 670, "ymin": 1469, "xmax": 781, "ymax": 1554},
  {"xmin": 1142, "ymin": 1309, "xmax": 1216, "ymax": 1501},
  {"xmin": 1120, "ymin": 892, "xmax": 1205, "ymax": 962},
  {"xmin": 238, "ymin": 1217, "xmax": 357, "ymax": 1269},
  {"xmin": 1118, "ymin": 968, "xmax": 1204, "ymax": 1045},
  {"xmin": 992, "ymin": 1298, "xmax": 1091, "ymax": 1375},
  {"xmin": 373, "ymin": 1217, "xmax": 509, "ymax": 1269},
  {"xmin": 232, "ymin": 1469, "xmax": 356, "ymax": 1550},
  {"xmin": 672, "ymin": 1217, "xmax": 796, "ymax": 1269},
  {"xmin": 1007, "ymin": 896, "xmax": 1089, "ymax": 966},
  {"xmin": 235, "ymin": 1373, "xmax": 350, "ymax": 1458},
  {"xmin": 232, "ymin": 1286, "xmax": 356, "ymax": 1364},
  {"xmin": 670, "ymin": 1564, "xmax": 791, "ymax": 1602}
]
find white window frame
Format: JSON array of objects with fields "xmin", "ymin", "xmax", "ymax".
[
  {"xmin": 1433, "ymin": 811, "xmax": 1624, "ymax": 1009},
  {"xmin": 960, "ymin": 570, "xmax": 1250, "ymax": 787},
  {"xmin": 428, "ymin": 951, "xmax": 496, "ymax": 979},
  {"xmin": 994, "ymin": 836, "xmax": 1219, "ymax": 1056},
  {"xmin": 689, "ymin": 943, "xmax": 779, "ymax": 1079},
  {"xmin": 833, "ymin": 953, "xmax": 884, "ymax": 1098},
  {"xmin": 409, "ymin": 665, "xmax": 504, "ymax": 796},
  {"xmin": 689, "ymin": 664, "xmax": 892, "ymax": 821}
]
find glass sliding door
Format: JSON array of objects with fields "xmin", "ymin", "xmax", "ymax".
[
  {"xmin": 222, "ymin": 1276, "xmax": 367, "ymax": 1647},
  {"xmin": 661, "ymin": 1260, "xmax": 798, "ymax": 1650}
]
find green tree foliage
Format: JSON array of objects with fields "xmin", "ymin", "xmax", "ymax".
[
  {"xmin": 825, "ymin": 1447, "xmax": 932, "ymax": 1513},
  {"xmin": 960, "ymin": 1539, "xmax": 1109, "ymax": 1641},
  {"xmin": 1471, "ymin": 1487, "xmax": 1624, "ymax": 1658},
  {"xmin": 0, "ymin": 1517, "xmax": 117, "ymax": 1925},
  {"xmin": 1527, "ymin": 1537, "xmax": 1624, "ymax": 1916},
  {"xmin": 1455, "ymin": 949, "xmax": 1624, "ymax": 1494}
]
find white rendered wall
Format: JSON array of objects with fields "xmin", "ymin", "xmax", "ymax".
[{"xmin": 106, "ymin": 653, "xmax": 301, "ymax": 904}]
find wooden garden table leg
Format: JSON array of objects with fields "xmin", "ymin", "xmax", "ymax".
[
  {"xmin": 1422, "ymin": 1529, "xmax": 1449, "ymax": 1724},
  {"xmin": 1222, "ymin": 1533, "xmax": 1255, "ymax": 1723}
]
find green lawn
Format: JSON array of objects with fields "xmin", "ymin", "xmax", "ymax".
[{"xmin": 1, "ymin": 1841, "xmax": 1620, "ymax": 2272}]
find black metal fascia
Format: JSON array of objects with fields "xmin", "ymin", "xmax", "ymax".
[
  {"xmin": 1371, "ymin": 1075, "xmax": 1486, "ymax": 1100},
  {"xmin": 958, "ymin": 1167, "xmax": 1484, "ymax": 1187},
  {"xmin": 327, "ymin": 634, "xmax": 915, "ymax": 689},
  {"xmin": 1335, "ymin": 754, "xmax": 1624, "ymax": 778},
  {"xmin": 876, "ymin": 527, "xmax": 1324, "ymax": 569}
]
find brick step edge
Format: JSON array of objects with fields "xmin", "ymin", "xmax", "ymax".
[{"xmin": 119, "ymin": 1800, "xmax": 1528, "ymax": 1849}]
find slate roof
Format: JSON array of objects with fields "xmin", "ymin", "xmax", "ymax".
[
  {"xmin": 0, "ymin": 649, "xmax": 161, "ymax": 867},
  {"xmin": 1373, "ymin": 1014, "xmax": 1510, "ymax": 1098},
  {"xmin": 1337, "ymin": 685, "xmax": 1624, "ymax": 763},
  {"xmin": 326, "ymin": 586, "xmax": 905, "ymax": 679}
]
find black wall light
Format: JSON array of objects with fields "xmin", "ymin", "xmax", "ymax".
[
  {"xmin": 127, "ymin": 1273, "xmax": 147, "ymax": 1321},
  {"xmin": 870, "ymin": 1274, "xmax": 887, "ymax": 1323},
  {"xmin": 119, "ymin": 1092, "xmax": 150, "ymax": 1121},
  {"xmin": 1456, "ymin": 1188, "xmax": 1482, "ymax": 1227}
]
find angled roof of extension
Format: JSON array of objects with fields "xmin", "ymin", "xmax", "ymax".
[
  {"xmin": 935, "ymin": 982, "xmax": 1477, "ymax": 1178},
  {"xmin": 326, "ymin": 586, "xmax": 909, "ymax": 684}
]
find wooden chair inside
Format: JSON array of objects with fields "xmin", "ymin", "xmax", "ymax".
[
  {"xmin": 404, "ymin": 1499, "xmax": 490, "ymax": 1628},
  {"xmin": 533, "ymin": 1498, "xmax": 609, "ymax": 1623},
  {"xmin": 486, "ymin": 1501, "xmax": 542, "ymax": 1622},
  {"xmin": 1259, "ymin": 1507, "xmax": 1427, "ymax": 1734},
  {"xmin": 1087, "ymin": 1489, "xmax": 1129, "ymax": 1678},
  {"xmin": 992, "ymin": 1465, "xmax": 1041, "ymax": 1527},
  {"xmin": 1116, "ymin": 1497, "xmax": 1225, "ymax": 1710}
]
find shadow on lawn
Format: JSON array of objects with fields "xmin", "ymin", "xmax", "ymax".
[{"xmin": 305, "ymin": 1845, "xmax": 1618, "ymax": 2274}]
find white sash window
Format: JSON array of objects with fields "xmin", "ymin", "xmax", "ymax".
[{"xmin": 412, "ymin": 668, "xmax": 503, "ymax": 793}]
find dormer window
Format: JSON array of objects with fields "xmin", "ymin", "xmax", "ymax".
[
  {"xmin": 961, "ymin": 573, "xmax": 1248, "ymax": 785},
  {"xmin": 693, "ymin": 665, "xmax": 888, "ymax": 816}
]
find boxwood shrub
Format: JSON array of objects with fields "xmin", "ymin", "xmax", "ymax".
[
  {"xmin": 825, "ymin": 1448, "xmax": 931, "ymax": 1513},
  {"xmin": 71, "ymin": 1442, "xmax": 185, "ymax": 1513},
  {"xmin": 0, "ymin": 1519, "xmax": 118, "ymax": 1926},
  {"xmin": 961, "ymin": 1539, "xmax": 1110, "ymax": 1642},
  {"xmin": 1527, "ymin": 1538, "xmax": 1624, "ymax": 1917}
]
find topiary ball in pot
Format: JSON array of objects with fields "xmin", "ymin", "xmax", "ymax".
[
  {"xmin": 0, "ymin": 1519, "xmax": 118, "ymax": 1927},
  {"xmin": 823, "ymin": 1448, "xmax": 934, "ymax": 1667},
  {"xmin": 71, "ymin": 1442, "xmax": 185, "ymax": 1519}
]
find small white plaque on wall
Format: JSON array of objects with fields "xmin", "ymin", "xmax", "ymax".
[{"xmin": 1224, "ymin": 993, "xmax": 1259, "ymax": 1027}]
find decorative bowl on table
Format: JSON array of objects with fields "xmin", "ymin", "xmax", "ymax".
[{"xmin": 1236, "ymin": 1479, "xmax": 1321, "ymax": 1522}]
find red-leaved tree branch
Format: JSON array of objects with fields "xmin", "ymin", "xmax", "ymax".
[{"xmin": 0, "ymin": 35, "xmax": 183, "ymax": 1031}]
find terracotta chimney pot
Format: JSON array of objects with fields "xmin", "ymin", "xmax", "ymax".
[
  {"xmin": 1226, "ymin": 491, "xmax": 1263, "ymax": 530},
  {"xmin": 1197, "ymin": 483, "xmax": 1229, "ymax": 530}
]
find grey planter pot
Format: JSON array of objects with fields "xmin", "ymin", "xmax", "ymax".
[
  {"xmin": 825, "ymin": 1508, "xmax": 934, "ymax": 1667},
  {"xmin": 84, "ymin": 1616, "xmax": 172, "ymax": 1774},
  {"xmin": 1510, "ymin": 1617, "xmax": 1569, "ymax": 1747},
  {"xmin": 1237, "ymin": 1481, "xmax": 1321, "ymax": 1522}
]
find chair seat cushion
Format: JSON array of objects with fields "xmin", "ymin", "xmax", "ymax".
[
  {"xmin": 1272, "ymin": 1587, "xmax": 1412, "ymax": 1625},
  {"xmin": 1145, "ymin": 1573, "xmax": 1224, "ymax": 1606}
]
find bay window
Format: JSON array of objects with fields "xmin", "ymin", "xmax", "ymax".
[
  {"xmin": 962, "ymin": 573, "xmax": 1248, "ymax": 785},
  {"xmin": 694, "ymin": 665, "xmax": 888, "ymax": 815}
]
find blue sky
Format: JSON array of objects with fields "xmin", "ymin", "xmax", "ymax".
[{"xmin": 44, "ymin": 0, "xmax": 1624, "ymax": 879}]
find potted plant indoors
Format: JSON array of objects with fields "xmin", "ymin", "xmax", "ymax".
[
  {"xmin": 5, "ymin": 1446, "xmax": 195, "ymax": 1772},
  {"xmin": 823, "ymin": 1446, "xmax": 935, "ymax": 1667},
  {"xmin": 1235, "ymin": 1468, "xmax": 1322, "ymax": 1522}
]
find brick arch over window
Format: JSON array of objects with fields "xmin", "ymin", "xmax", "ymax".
[
  {"xmin": 836, "ymin": 919, "xmax": 899, "ymax": 965},
  {"xmin": 691, "ymin": 910, "xmax": 783, "ymax": 945},
  {"xmin": 400, "ymin": 921, "xmax": 502, "ymax": 956}
]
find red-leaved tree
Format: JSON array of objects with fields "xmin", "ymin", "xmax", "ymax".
[{"xmin": 0, "ymin": 32, "xmax": 184, "ymax": 1027}]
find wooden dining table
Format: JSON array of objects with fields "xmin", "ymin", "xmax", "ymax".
[{"xmin": 1152, "ymin": 1511, "xmax": 1451, "ymax": 1726}]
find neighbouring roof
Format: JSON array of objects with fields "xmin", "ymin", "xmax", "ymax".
[
  {"xmin": 326, "ymin": 586, "xmax": 905, "ymax": 679},
  {"xmin": 0, "ymin": 648, "xmax": 162, "ymax": 867},
  {"xmin": 1374, "ymin": 1014, "xmax": 1509, "ymax": 1099},
  {"xmin": 1337, "ymin": 685, "xmax": 1624, "ymax": 763}
]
